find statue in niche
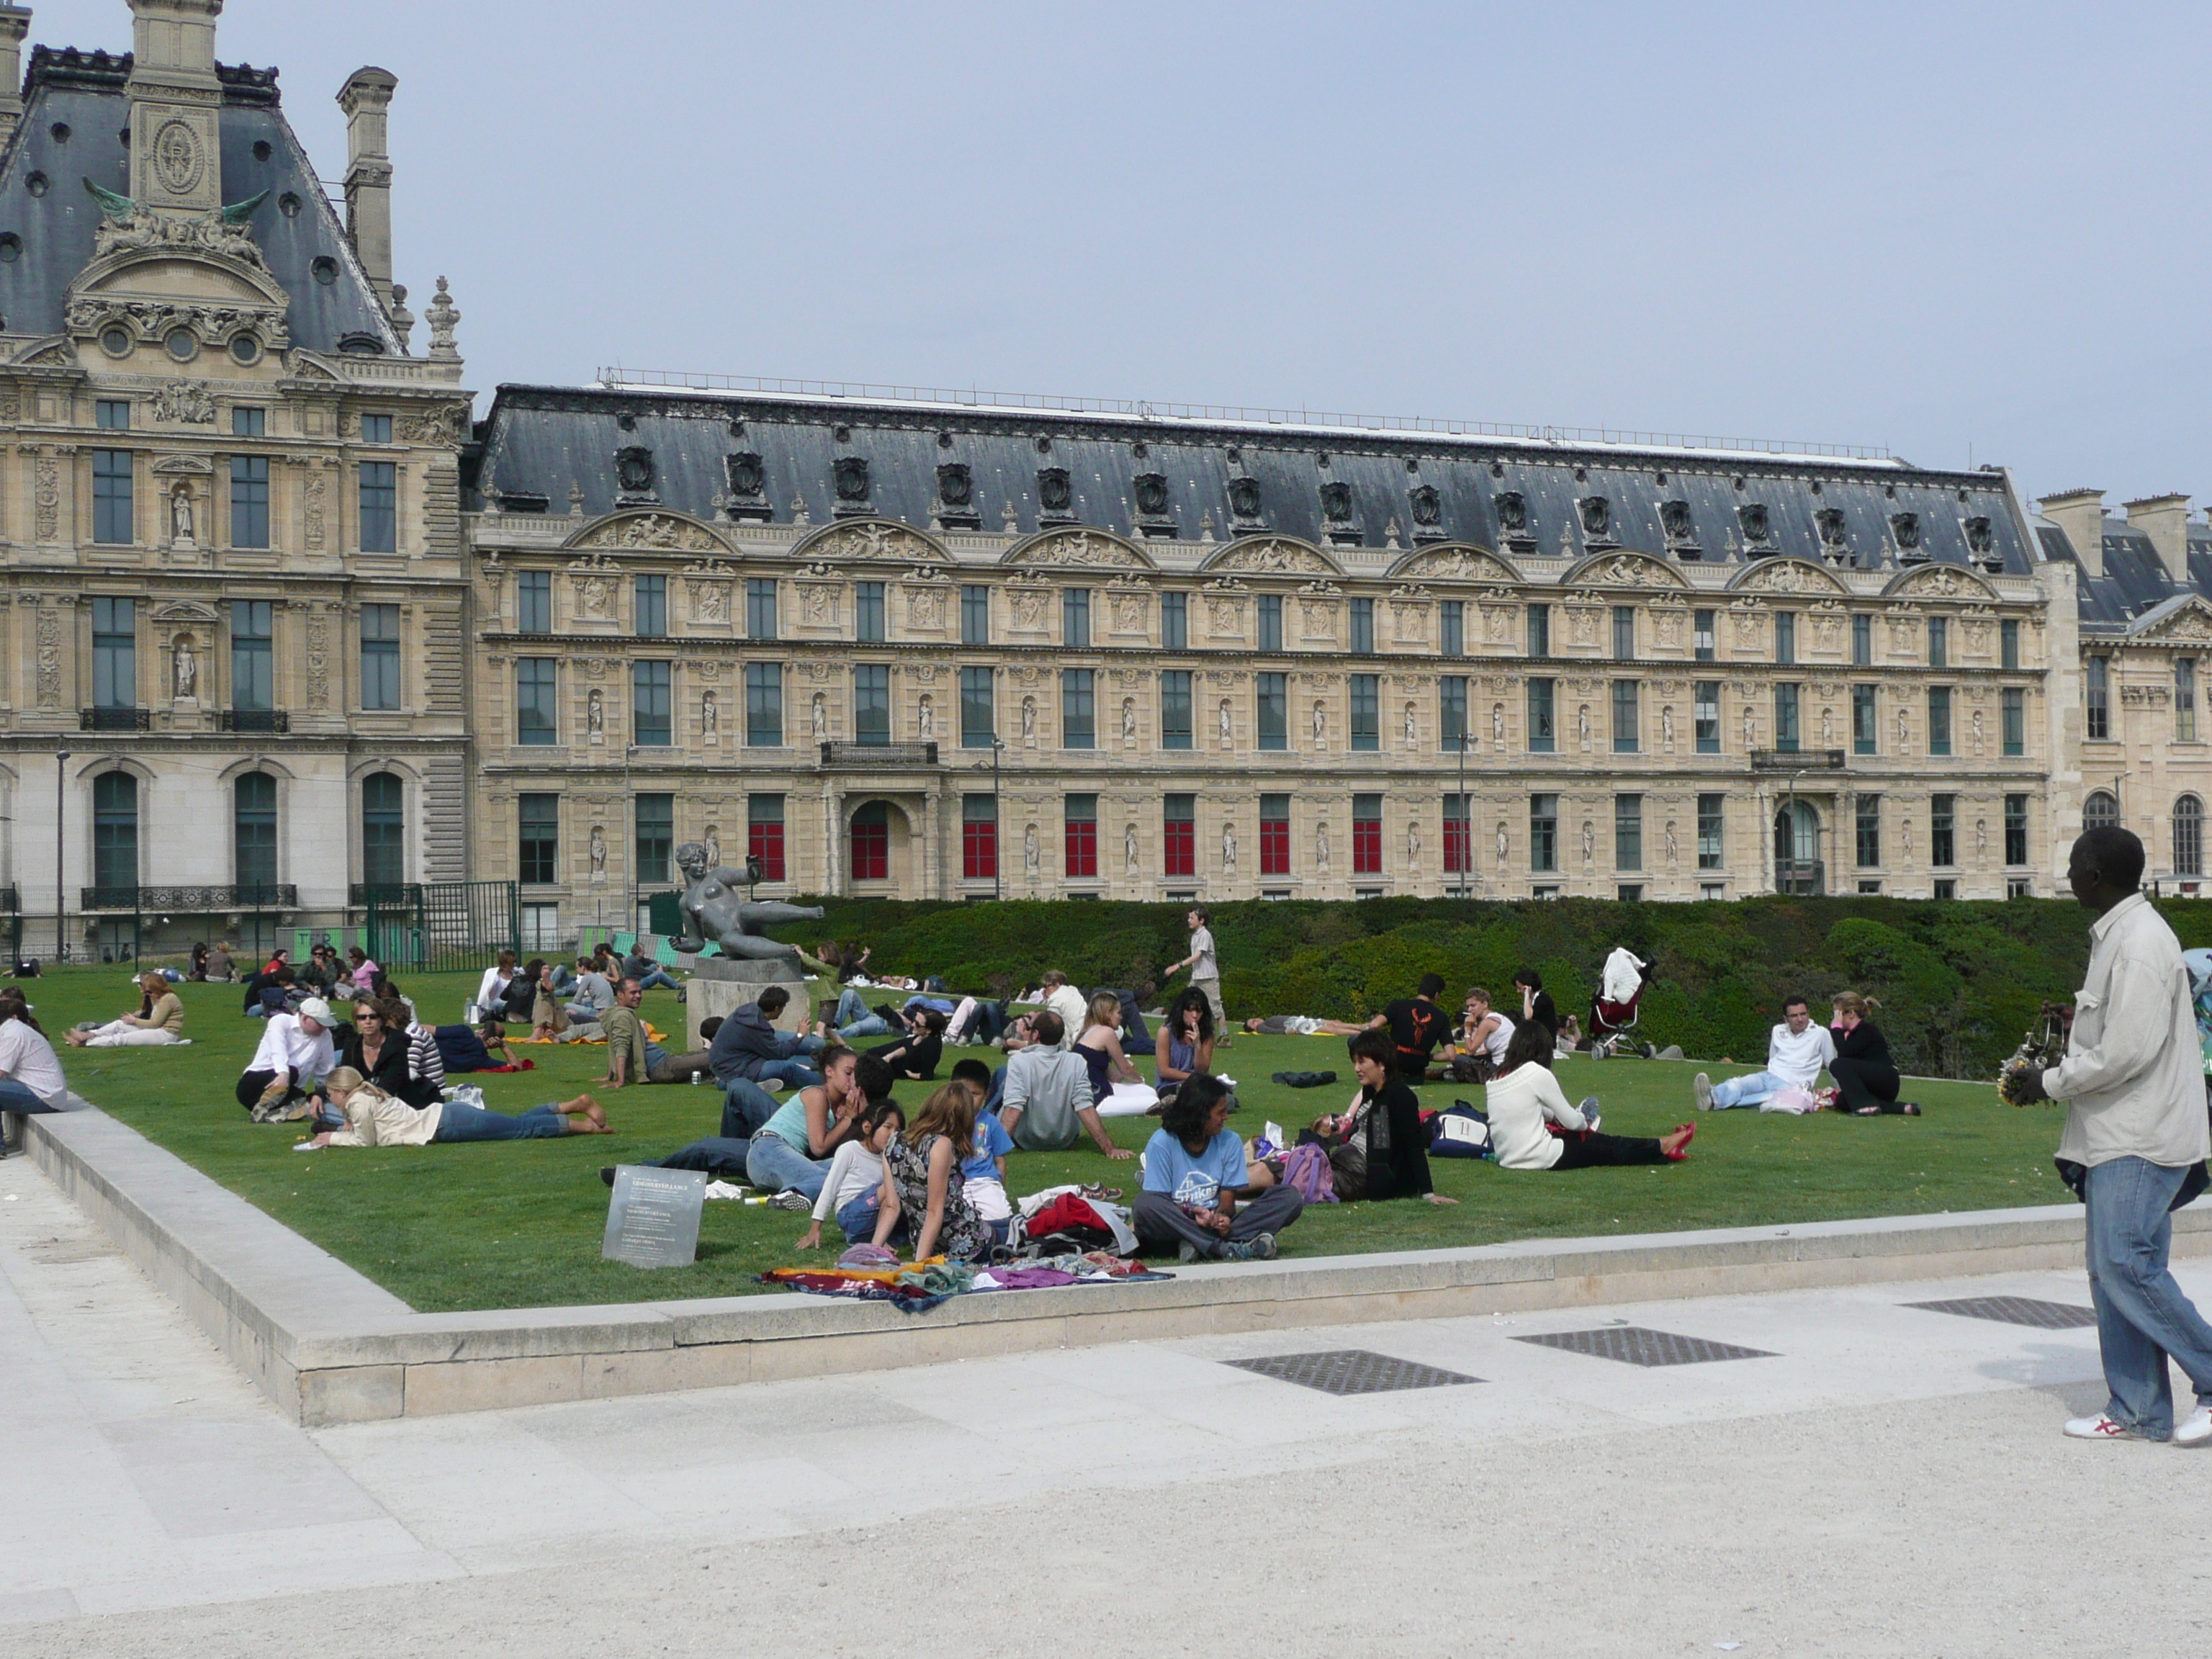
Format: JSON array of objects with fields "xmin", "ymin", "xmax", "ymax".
[
  {"xmin": 1492, "ymin": 704, "xmax": 1505, "ymax": 744},
  {"xmin": 1403, "ymin": 703, "xmax": 1418, "ymax": 745},
  {"xmin": 1312, "ymin": 701, "xmax": 1326, "ymax": 746},
  {"xmin": 918, "ymin": 694, "xmax": 935, "ymax": 739},
  {"xmin": 1820, "ymin": 706, "xmax": 1834, "ymax": 746},
  {"xmin": 1222, "ymin": 822, "xmax": 1237, "ymax": 871},
  {"xmin": 1496, "ymin": 822, "xmax": 1509, "ymax": 865},
  {"xmin": 168, "ymin": 481, "xmax": 194, "ymax": 546},
  {"xmin": 1582, "ymin": 820, "xmax": 1596, "ymax": 864},
  {"xmin": 1121, "ymin": 698, "xmax": 1136, "ymax": 742},
  {"xmin": 588, "ymin": 688, "xmax": 605, "ymax": 736},
  {"xmin": 704, "ymin": 827, "xmax": 721, "ymax": 869},
  {"xmin": 1971, "ymin": 708, "xmax": 1984, "ymax": 751},
  {"xmin": 1125, "ymin": 822, "xmax": 1139, "ymax": 875},
  {"xmin": 1024, "ymin": 823, "xmax": 1040, "ymax": 876},
  {"xmin": 1406, "ymin": 821, "xmax": 1421, "ymax": 866},
  {"xmin": 1316, "ymin": 820, "xmax": 1331, "ymax": 872},
  {"xmin": 1578, "ymin": 704, "xmax": 1591, "ymax": 745},
  {"xmin": 589, "ymin": 824, "xmax": 607, "ymax": 874},
  {"xmin": 1743, "ymin": 705, "xmax": 1756, "ymax": 747},
  {"xmin": 1902, "ymin": 817, "xmax": 1914, "ymax": 859},
  {"xmin": 1021, "ymin": 696, "xmax": 1038, "ymax": 743},
  {"xmin": 1896, "ymin": 707, "xmax": 1910, "ymax": 750},
  {"xmin": 1661, "ymin": 706, "xmax": 1675, "ymax": 747},
  {"xmin": 811, "ymin": 692, "xmax": 828, "ymax": 738},
  {"xmin": 702, "ymin": 691, "xmax": 719, "ymax": 741},
  {"xmin": 1976, "ymin": 817, "xmax": 1988, "ymax": 860},
  {"xmin": 1218, "ymin": 699, "xmax": 1233, "ymax": 747},
  {"xmin": 670, "ymin": 841, "xmax": 824, "ymax": 963},
  {"xmin": 171, "ymin": 634, "xmax": 197, "ymax": 698},
  {"xmin": 1665, "ymin": 821, "xmax": 1679, "ymax": 864}
]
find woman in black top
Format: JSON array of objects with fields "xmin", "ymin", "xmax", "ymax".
[
  {"xmin": 868, "ymin": 1007, "xmax": 946, "ymax": 1082},
  {"xmin": 1514, "ymin": 968, "xmax": 1559, "ymax": 1045},
  {"xmin": 337, "ymin": 997, "xmax": 440, "ymax": 1107},
  {"xmin": 1830, "ymin": 991, "xmax": 1919, "ymax": 1116},
  {"xmin": 1342, "ymin": 1029, "xmax": 1458, "ymax": 1204}
]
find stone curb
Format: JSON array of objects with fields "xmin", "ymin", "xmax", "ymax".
[{"xmin": 22, "ymin": 1102, "xmax": 2209, "ymax": 1426}]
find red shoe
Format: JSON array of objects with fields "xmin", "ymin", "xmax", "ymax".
[{"xmin": 1663, "ymin": 1121, "xmax": 1696, "ymax": 1161}]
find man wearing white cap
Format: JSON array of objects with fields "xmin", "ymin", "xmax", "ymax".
[{"xmin": 236, "ymin": 996, "xmax": 338, "ymax": 1120}]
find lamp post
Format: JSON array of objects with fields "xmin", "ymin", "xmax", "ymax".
[
  {"xmin": 969, "ymin": 735, "xmax": 1007, "ymax": 902},
  {"xmin": 1454, "ymin": 731, "xmax": 1470, "ymax": 898},
  {"xmin": 55, "ymin": 750, "xmax": 69, "ymax": 962}
]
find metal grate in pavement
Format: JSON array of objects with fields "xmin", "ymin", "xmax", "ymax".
[
  {"xmin": 1905, "ymin": 1296, "xmax": 2099, "ymax": 1330},
  {"xmin": 1224, "ymin": 1349, "xmax": 1482, "ymax": 1395},
  {"xmin": 1515, "ymin": 1326, "xmax": 1776, "ymax": 1367}
]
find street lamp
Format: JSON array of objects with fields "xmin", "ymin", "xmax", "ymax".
[
  {"xmin": 1454, "ymin": 731, "xmax": 1470, "ymax": 899},
  {"xmin": 970, "ymin": 735, "xmax": 1007, "ymax": 901},
  {"xmin": 55, "ymin": 750, "xmax": 69, "ymax": 963}
]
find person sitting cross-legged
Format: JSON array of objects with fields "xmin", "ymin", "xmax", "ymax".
[
  {"xmin": 1696, "ymin": 994, "xmax": 1835, "ymax": 1110},
  {"xmin": 1134, "ymin": 1074, "xmax": 1303, "ymax": 1262},
  {"xmin": 998, "ymin": 1011, "xmax": 1133, "ymax": 1160},
  {"xmin": 1485, "ymin": 1022, "xmax": 1694, "ymax": 1169}
]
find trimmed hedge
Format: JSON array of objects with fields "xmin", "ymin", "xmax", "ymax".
[{"xmin": 799, "ymin": 893, "xmax": 2212, "ymax": 1082}]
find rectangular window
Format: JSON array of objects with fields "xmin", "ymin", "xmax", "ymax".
[
  {"xmin": 1694, "ymin": 608, "xmax": 1715, "ymax": 662},
  {"xmin": 1928, "ymin": 616, "xmax": 1948, "ymax": 669},
  {"xmin": 1774, "ymin": 683, "xmax": 1799, "ymax": 752},
  {"xmin": 1160, "ymin": 670, "xmax": 1193, "ymax": 750},
  {"xmin": 1261, "ymin": 792, "xmax": 1291, "ymax": 876},
  {"xmin": 1350, "ymin": 674, "xmax": 1379, "ymax": 751},
  {"xmin": 2178, "ymin": 661, "xmax": 2198, "ymax": 742},
  {"xmin": 634, "ymin": 575, "xmax": 667, "ymax": 638},
  {"xmin": 361, "ymin": 413, "xmax": 393, "ymax": 445},
  {"xmin": 230, "ymin": 455, "xmax": 270, "ymax": 548},
  {"xmin": 853, "ymin": 664, "xmax": 890, "ymax": 745},
  {"xmin": 961, "ymin": 584, "xmax": 989, "ymax": 645},
  {"xmin": 1440, "ymin": 600, "xmax": 1464, "ymax": 656},
  {"xmin": 1696, "ymin": 793, "xmax": 1724, "ymax": 869},
  {"xmin": 1064, "ymin": 588, "xmax": 1091, "ymax": 648},
  {"xmin": 1612, "ymin": 606, "xmax": 1636, "ymax": 661},
  {"xmin": 1853, "ymin": 684, "xmax": 1877, "ymax": 755},
  {"xmin": 961, "ymin": 794, "xmax": 997, "ymax": 881},
  {"xmin": 748, "ymin": 793, "xmax": 786, "ymax": 881},
  {"xmin": 232, "ymin": 406, "xmax": 264, "ymax": 439},
  {"xmin": 1064, "ymin": 793, "xmax": 1099, "ymax": 880},
  {"xmin": 1931, "ymin": 793, "xmax": 1956, "ymax": 867},
  {"xmin": 359, "ymin": 461, "xmax": 397, "ymax": 553},
  {"xmin": 1350, "ymin": 598, "xmax": 1375, "ymax": 655},
  {"xmin": 1933, "ymin": 878, "xmax": 1956, "ymax": 901},
  {"xmin": 2087, "ymin": 656, "xmax": 2110, "ymax": 740},
  {"xmin": 2003, "ymin": 687, "xmax": 2027, "ymax": 755},
  {"xmin": 745, "ymin": 662, "xmax": 783, "ymax": 746},
  {"xmin": 855, "ymin": 581, "xmax": 886, "ymax": 642},
  {"xmin": 1527, "ymin": 603, "xmax": 1550, "ymax": 658},
  {"xmin": 519, "ymin": 903, "xmax": 560, "ymax": 951},
  {"xmin": 92, "ymin": 596, "xmax": 135, "ymax": 710},
  {"xmin": 959, "ymin": 666, "xmax": 994, "ymax": 749},
  {"xmin": 230, "ymin": 600, "xmax": 273, "ymax": 711},
  {"xmin": 1774, "ymin": 611, "xmax": 1796, "ymax": 665},
  {"xmin": 1530, "ymin": 793, "xmax": 1558, "ymax": 873},
  {"xmin": 1694, "ymin": 681, "xmax": 1720, "ymax": 753},
  {"xmin": 746, "ymin": 578, "xmax": 778, "ymax": 640},
  {"xmin": 634, "ymin": 793, "xmax": 674, "ymax": 886},
  {"xmin": 2005, "ymin": 793, "xmax": 2028, "ymax": 866},
  {"xmin": 1611, "ymin": 680, "xmax": 1639, "ymax": 753},
  {"xmin": 1161, "ymin": 590, "xmax": 1187, "ymax": 651},
  {"xmin": 1856, "ymin": 795, "xmax": 1881, "ymax": 868},
  {"xmin": 1256, "ymin": 672, "xmax": 1287, "ymax": 751},
  {"xmin": 1443, "ymin": 791, "xmax": 1471, "ymax": 876},
  {"xmin": 1257, "ymin": 593, "xmax": 1282, "ymax": 652},
  {"xmin": 2001, "ymin": 619, "xmax": 2020, "ymax": 670},
  {"xmin": 1614, "ymin": 794, "xmax": 1642, "ymax": 871},
  {"xmin": 1061, "ymin": 667, "xmax": 1094, "ymax": 750},
  {"xmin": 1164, "ymin": 793, "xmax": 1196, "ymax": 878},
  {"xmin": 1353, "ymin": 792, "xmax": 1383, "ymax": 874},
  {"xmin": 632, "ymin": 660, "xmax": 672, "ymax": 745},
  {"xmin": 92, "ymin": 449, "xmax": 132, "ymax": 545},
  {"xmin": 1928, "ymin": 685, "xmax": 1952, "ymax": 756},
  {"xmin": 96, "ymin": 399, "xmax": 130, "ymax": 431},
  {"xmin": 360, "ymin": 603, "xmax": 400, "ymax": 711},
  {"xmin": 1439, "ymin": 675, "xmax": 1467, "ymax": 750},
  {"xmin": 516, "ymin": 657, "xmax": 557, "ymax": 745},
  {"xmin": 1527, "ymin": 678, "xmax": 1556, "ymax": 753},
  {"xmin": 518, "ymin": 793, "xmax": 559, "ymax": 885},
  {"xmin": 1852, "ymin": 613, "xmax": 1871, "ymax": 667},
  {"xmin": 517, "ymin": 570, "xmax": 552, "ymax": 634}
]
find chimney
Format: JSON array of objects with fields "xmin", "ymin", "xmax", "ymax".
[
  {"xmin": 2124, "ymin": 493, "xmax": 2192, "ymax": 584},
  {"xmin": 2038, "ymin": 488, "xmax": 2105, "ymax": 581},
  {"xmin": 125, "ymin": 1, "xmax": 224, "ymax": 215},
  {"xmin": 0, "ymin": 8, "xmax": 31, "ymax": 150},
  {"xmin": 338, "ymin": 66, "xmax": 398, "ymax": 310}
]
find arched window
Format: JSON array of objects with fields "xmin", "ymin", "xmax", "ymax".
[
  {"xmin": 850, "ymin": 801, "xmax": 889, "ymax": 881},
  {"xmin": 2083, "ymin": 791, "xmax": 2120, "ymax": 831},
  {"xmin": 234, "ymin": 773, "xmax": 278, "ymax": 896},
  {"xmin": 361, "ymin": 773, "xmax": 405, "ymax": 891},
  {"xmin": 91, "ymin": 771, "xmax": 138, "ymax": 895},
  {"xmin": 2175, "ymin": 796, "xmax": 2203, "ymax": 878}
]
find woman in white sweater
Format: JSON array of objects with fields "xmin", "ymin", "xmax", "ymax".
[{"xmin": 1485, "ymin": 1024, "xmax": 1695, "ymax": 1170}]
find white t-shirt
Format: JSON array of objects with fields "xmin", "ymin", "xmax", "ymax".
[
  {"xmin": 1043, "ymin": 984, "xmax": 1089, "ymax": 1049},
  {"xmin": 0, "ymin": 1017, "xmax": 66, "ymax": 1104},
  {"xmin": 1189, "ymin": 927, "xmax": 1218, "ymax": 981},
  {"xmin": 811, "ymin": 1140, "xmax": 887, "ymax": 1220},
  {"xmin": 1475, "ymin": 1012, "xmax": 1515, "ymax": 1064},
  {"xmin": 1766, "ymin": 1021, "xmax": 1838, "ymax": 1087}
]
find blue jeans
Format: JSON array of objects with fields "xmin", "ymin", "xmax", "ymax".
[
  {"xmin": 435, "ymin": 1102, "xmax": 570, "ymax": 1142},
  {"xmin": 721, "ymin": 1078, "xmax": 781, "ymax": 1140},
  {"xmin": 1710, "ymin": 1069, "xmax": 1789, "ymax": 1109},
  {"xmin": 652, "ymin": 1137, "xmax": 753, "ymax": 1179},
  {"xmin": 837, "ymin": 1192, "xmax": 884, "ymax": 1243},
  {"xmin": 635, "ymin": 968, "xmax": 680, "ymax": 991},
  {"xmin": 747, "ymin": 1131, "xmax": 828, "ymax": 1200},
  {"xmin": 2083, "ymin": 1156, "xmax": 2212, "ymax": 1439},
  {"xmin": 0, "ymin": 1078, "xmax": 58, "ymax": 1115},
  {"xmin": 986, "ymin": 1064, "xmax": 1007, "ymax": 1115},
  {"xmin": 834, "ymin": 988, "xmax": 891, "ymax": 1041},
  {"xmin": 755, "ymin": 1056, "xmax": 824, "ymax": 1090},
  {"xmin": 1105, "ymin": 989, "xmax": 1149, "ymax": 1047}
]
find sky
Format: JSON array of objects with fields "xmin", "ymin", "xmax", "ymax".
[{"xmin": 25, "ymin": 0, "xmax": 2212, "ymax": 507}]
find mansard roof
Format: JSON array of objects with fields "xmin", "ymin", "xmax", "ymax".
[
  {"xmin": 2037, "ymin": 515, "xmax": 2212, "ymax": 634},
  {"xmin": 0, "ymin": 46, "xmax": 399, "ymax": 356},
  {"xmin": 469, "ymin": 382, "xmax": 2037, "ymax": 580}
]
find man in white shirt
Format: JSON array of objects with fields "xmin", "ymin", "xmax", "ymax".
[
  {"xmin": 1167, "ymin": 908, "xmax": 1226, "ymax": 1037},
  {"xmin": 2010, "ymin": 827, "xmax": 2212, "ymax": 1444},
  {"xmin": 235, "ymin": 997, "xmax": 338, "ymax": 1120},
  {"xmin": 0, "ymin": 1008, "xmax": 68, "ymax": 1115},
  {"xmin": 999, "ymin": 1012, "xmax": 1131, "ymax": 1159},
  {"xmin": 1696, "ymin": 995, "xmax": 1835, "ymax": 1110},
  {"xmin": 1453, "ymin": 988, "xmax": 1516, "ymax": 1082},
  {"xmin": 1038, "ymin": 972, "xmax": 1088, "ymax": 1052}
]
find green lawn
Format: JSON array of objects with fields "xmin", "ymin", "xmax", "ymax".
[{"xmin": 32, "ymin": 965, "xmax": 2072, "ymax": 1314}]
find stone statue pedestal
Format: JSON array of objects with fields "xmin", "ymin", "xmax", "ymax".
[{"xmin": 675, "ymin": 952, "xmax": 811, "ymax": 1052}]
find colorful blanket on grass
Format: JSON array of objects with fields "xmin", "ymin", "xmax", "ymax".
[{"xmin": 761, "ymin": 1252, "xmax": 1174, "ymax": 1314}]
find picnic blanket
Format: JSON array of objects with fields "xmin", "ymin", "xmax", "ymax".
[{"xmin": 762, "ymin": 1251, "xmax": 1172, "ymax": 1314}]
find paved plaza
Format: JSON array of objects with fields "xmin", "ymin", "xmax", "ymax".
[{"xmin": 1, "ymin": 1155, "xmax": 2201, "ymax": 1658}]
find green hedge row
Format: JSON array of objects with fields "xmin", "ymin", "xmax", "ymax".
[{"xmin": 800, "ymin": 893, "xmax": 2212, "ymax": 1082}]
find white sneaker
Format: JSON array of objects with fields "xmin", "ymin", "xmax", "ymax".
[
  {"xmin": 2175, "ymin": 1406, "xmax": 2212, "ymax": 1447},
  {"xmin": 2063, "ymin": 1412, "xmax": 2144, "ymax": 1441},
  {"xmin": 768, "ymin": 1189, "xmax": 812, "ymax": 1213},
  {"xmin": 1694, "ymin": 1073, "xmax": 1714, "ymax": 1111}
]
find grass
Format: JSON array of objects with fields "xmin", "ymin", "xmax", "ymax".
[{"xmin": 30, "ymin": 965, "xmax": 2074, "ymax": 1314}]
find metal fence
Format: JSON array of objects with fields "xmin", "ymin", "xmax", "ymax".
[{"xmin": 363, "ymin": 882, "xmax": 518, "ymax": 972}]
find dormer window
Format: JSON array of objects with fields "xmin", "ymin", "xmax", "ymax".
[
  {"xmin": 1816, "ymin": 508, "xmax": 1848, "ymax": 556},
  {"xmin": 615, "ymin": 445, "xmax": 656, "ymax": 498},
  {"xmin": 1890, "ymin": 511, "xmax": 1921, "ymax": 551},
  {"xmin": 1320, "ymin": 481, "xmax": 1352, "ymax": 523},
  {"xmin": 1578, "ymin": 495, "xmax": 1611, "ymax": 538},
  {"xmin": 1228, "ymin": 476, "xmax": 1262, "ymax": 521},
  {"xmin": 1037, "ymin": 466, "xmax": 1073, "ymax": 521},
  {"xmin": 1738, "ymin": 503, "xmax": 1771, "ymax": 545},
  {"xmin": 1964, "ymin": 516, "xmax": 1995, "ymax": 557},
  {"xmin": 1408, "ymin": 484, "xmax": 1441, "ymax": 531}
]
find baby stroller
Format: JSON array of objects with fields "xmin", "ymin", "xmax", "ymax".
[{"xmin": 1588, "ymin": 946, "xmax": 1656, "ymax": 1060}]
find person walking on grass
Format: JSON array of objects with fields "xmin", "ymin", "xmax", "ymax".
[
  {"xmin": 2010, "ymin": 826, "xmax": 2212, "ymax": 1446},
  {"xmin": 1166, "ymin": 907, "xmax": 1230, "ymax": 1047}
]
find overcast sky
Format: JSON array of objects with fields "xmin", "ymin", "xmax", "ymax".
[{"xmin": 29, "ymin": 0, "xmax": 2212, "ymax": 506}]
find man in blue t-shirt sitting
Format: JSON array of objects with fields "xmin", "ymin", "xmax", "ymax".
[{"xmin": 1132, "ymin": 1074, "xmax": 1302, "ymax": 1262}]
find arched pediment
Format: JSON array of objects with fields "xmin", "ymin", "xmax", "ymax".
[
  {"xmin": 2127, "ymin": 594, "xmax": 2212, "ymax": 644},
  {"xmin": 1199, "ymin": 536, "xmax": 1344, "ymax": 578},
  {"xmin": 1000, "ymin": 526, "xmax": 1156, "ymax": 570},
  {"xmin": 1563, "ymin": 549, "xmax": 1694, "ymax": 590},
  {"xmin": 1879, "ymin": 561, "xmax": 1999, "ymax": 603},
  {"xmin": 1726, "ymin": 557, "xmax": 1851, "ymax": 596},
  {"xmin": 148, "ymin": 600, "xmax": 222, "ymax": 624},
  {"xmin": 1386, "ymin": 542, "xmax": 1524, "ymax": 585},
  {"xmin": 72, "ymin": 247, "xmax": 291, "ymax": 311},
  {"xmin": 565, "ymin": 508, "xmax": 737, "ymax": 557},
  {"xmin": 791, "ymin": 518, "xmax": 950, "ymax": 566}
]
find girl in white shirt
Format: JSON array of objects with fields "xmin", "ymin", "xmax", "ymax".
[
  {"xmin": 798, "ymin": 1099, "xmax": 905, "ymax": 1249},
  {"xmin": 1485, "ymin": 1023, "xmax": 1695, "ymax": 1170}
]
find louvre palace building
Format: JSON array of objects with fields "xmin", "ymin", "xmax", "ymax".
[{"xmin": 9, "ymin": 1, "xmax": 2212, "ymax": 958}]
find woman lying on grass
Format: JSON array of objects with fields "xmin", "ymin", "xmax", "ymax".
[
  {"xmin": 1485, "ymin": 1022, "xmax": 1694, "ymax": 1170},
  {"xmin": 295, "ymin": 1066, "xmax": 610, "ymax": 1149}
]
